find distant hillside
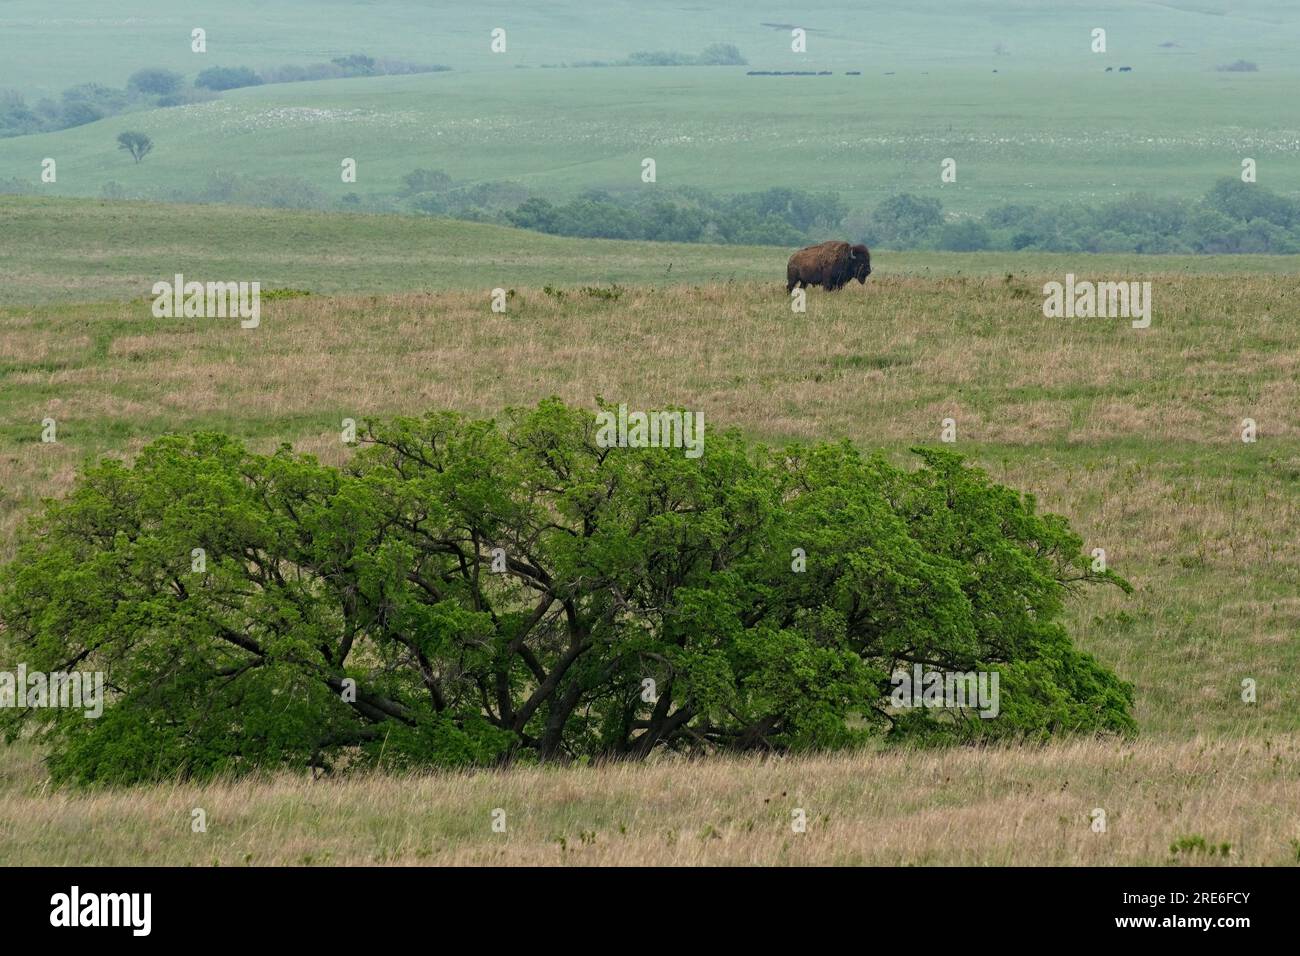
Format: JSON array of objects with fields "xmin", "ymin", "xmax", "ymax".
[
  {"xmin": 1, "ymin": 4, "xmax": 1298, "ymax": 217},
  {"xmin": 4, "ymin": 0, "xmax": 1300, "ymax": 93}
]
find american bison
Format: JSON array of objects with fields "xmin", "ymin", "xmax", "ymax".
[{"xmin": 786, "ymin": 240, "xmax": 871, "ymax": 292}]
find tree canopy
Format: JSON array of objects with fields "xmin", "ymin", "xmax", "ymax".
[
  {"xmin": 0, "ymin": 400, "xmax": 1133, "ymax": 785},
  {"xmin": 116, "ymin": 130, "xmax": 153, "ymax": 164}
]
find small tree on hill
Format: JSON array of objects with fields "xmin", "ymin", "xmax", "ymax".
[{"xmin": 116, "ymin": 130, "xmax": 153, "ymax": 164}]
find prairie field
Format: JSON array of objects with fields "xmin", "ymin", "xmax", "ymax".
[
  {"xmin": 5, "ymin": 0, "xmax": 1298, "ymax": 92},
  {"xmin": 6, "ymin": 68, "xmax": 1298, "ymax": 215},
  {"xmin": 3, "ymin": 224, "xmax": 1298, "ymax": 741},
  {"xmin": 1, "ymin": 0, "xmax": 1298, "ymax": 868},
  {"xmin": 2, "ymin": 737, "xmax": 1297, "ymax": 865},
  {"xmin": 2, "ymin": 214, "xmax": 1299, "ymax": 862},
  {"xmin": 2, "ymin": 197, "xmax": 1294, "ymax": 307}
]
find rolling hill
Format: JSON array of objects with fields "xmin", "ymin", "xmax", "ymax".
[{"xmin": 3, "ymin": 1, "xmax": 1299, "ymax": 216}]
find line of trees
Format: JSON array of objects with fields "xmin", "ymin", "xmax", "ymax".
[
  {"xmin": 863, "ymin": 179, "xmax": 1300, "ymax": 254},
  {"xmin": 7, "ymin": 135, "xmax": 1292, "ymax": 254},
  {"xmin": 502, "ymin": 186, "xmax": 847, "ymax": 245},
  {"xmin": 0, "ymin": 54, "xmax": 448, "ymax": 139},
  {"xmin": 544, "ymin": 43, "xmax": 746, "ymax": 68},
  {"xmin": 449, "ymin": 176, "xmax": 1300, "ymax": 254},
  {"xmin": 0, "ymin": 75, "xmax": 186, "ymax": 139}
]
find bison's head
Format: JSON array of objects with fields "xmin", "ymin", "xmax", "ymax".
[{"xmin": 850, "ymin": 244, "xmax": 872, "ymax": 283}]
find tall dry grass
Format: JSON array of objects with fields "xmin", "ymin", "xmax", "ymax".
[
  {"xmin": 2, "ymin": 274, "xmax": 1298, "ymax": 864},
  {"xmin": 1, "ymin": 737, "xmax": 1296, "ymax": 865}
]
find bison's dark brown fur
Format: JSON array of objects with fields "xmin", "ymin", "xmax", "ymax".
[{"xmin": 786, "ymin": 240, "xmax": 872, "ymax": 292}]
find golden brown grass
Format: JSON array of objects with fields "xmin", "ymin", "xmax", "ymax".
[
  {"xmin": 1, "ymin": 737, "xmax": 1296, "ymax": 865},
  {"xmin": 2, "ymin": 272, "xmax": 1298, "ymax": 864},
  {"xmin": 5, "ymin": 275, "xmax": 1297, "ymax": 448}
]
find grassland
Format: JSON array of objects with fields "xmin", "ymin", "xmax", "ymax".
[
  {"xmin": 5, "ymin": 67, "xmax": 1298, "ymax": 216},
  {"xmin": 3, "ymin": 197, "xmax": 1297, "ymax": 307},
  {"xmin": 2, "ymin": 214, "xmax": 1298, "ymax": 742},
  {"xmin": 2, "ymin": 196, "xmax": 1298, "ymax": 864},
  {"xmin": 2, "ymin": 0, "xmax": 1298, "ymax": 870},
  {"xmin": 4, "ymin": 1, "xmax": 1300, "ymax": 216},
  {"xmin": 1, "ymin": 737, "xmax": 1297, "ymax": 865}
]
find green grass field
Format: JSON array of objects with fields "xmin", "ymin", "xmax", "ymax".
[
  {"xmin": 3, "ymin": 1, "xmax": 1299, "ymax": 216},
  {"xmin": 4, "ymin": 67, "xmax": 1296, "ymax": 216},
  {"xmin": 5, "ymin": 0, "xmax": 1299, "ymax": 93},
  {"xmin": 1, "ymin": 197, "xmax": 1298, "ymax": 863}
]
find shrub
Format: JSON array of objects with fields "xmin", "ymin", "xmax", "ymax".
[
  {"xmin": 61, "ymin": 83, "xmax": 129, "ymax": 113},
  {"xmin": 58, "ymin": 101, "xmax": 104, "ymax": 128},
  {"xmin": 331, "ymin": 54, "xmax": 376, "ymax": 75},
  {"xmin": 256, "ymin": 55, "xmax": 448, "ymax": 85},
  {"xmin": 0, "ymin": 400, "xmax": 1134, "ymax": 784},
  {"xmin": 195, "ymin": 66, "xmax": 263, "ymax": 91},
  {"xmin": 0, "ymin": 91, "xmax": 45, "ymax": 137},
  {"xmin": 126, "ymin": 68, "xmax": 184, "ymax": 97},
  {"xmin": 696, "ymin": 43, "xmax": 747, "ymax": 66},
  {"xmin": 626, "ymin": 50, "xmax": 696, "ymax": 66},
  {"xmin": 868, "ymin": 193, "xmax": 944, "ymax": 246},
  {"xmin": 625, "ymin": 45, "xmax": 746, "ymax": 66},
  {"xmin": 259, "ymin": 288, "xmax": 313, "ymax": 300},
  {"xmin": 400, "ymin": 168, "xmax": 454, "ymax": 196},
  {"xmin": 1205, "ymin": 177, "xmax": 1297, "ymax": 229},
  {"xmin": 932, "ymin": 219, "xmax": 993, "ymax": 251}
]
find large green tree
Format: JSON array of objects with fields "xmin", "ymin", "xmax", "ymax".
[{"xmin": 0, "ymin": 400, "xmax": 1133, "ymax": 784}]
